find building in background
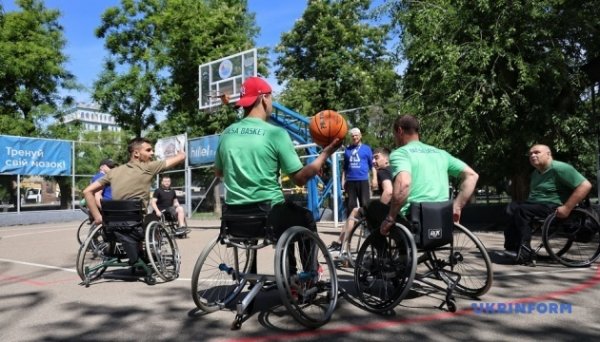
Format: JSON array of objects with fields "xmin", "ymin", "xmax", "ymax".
[{"xmin": 62, "ymin": 103, "xmax": 121, "ymax": 132}]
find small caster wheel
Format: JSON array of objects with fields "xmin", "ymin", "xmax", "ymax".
[
  {"xmin": 446, "ymin": 298, "xmax": 457, "ymax": 312},
  {"xmin": 231, "ymin": 316, "xmax": 243, "ymax": 330},
  {"xmin": 145, "ymin": 276, "xmax": 156, "ymax": 285}
]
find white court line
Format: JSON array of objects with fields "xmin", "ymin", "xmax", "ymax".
[
  {"xmin": 0, "ymin": 256, "xmax": 594, "ymax": 285},
  {"xmin": 0, "ymin": 257, "xmax": 193, "ymax": 281},
  {"xmin": 0, "ymin": 258, "xmax": 77, "ymax": 273},
  {"xmin": 0, "ymin": 227, "xmax": 75, "ymax": 238}
]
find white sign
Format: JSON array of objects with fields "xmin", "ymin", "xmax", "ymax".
[{"xmin": 155, "ymin": 134, "xmax": 186, "ymax": 160}]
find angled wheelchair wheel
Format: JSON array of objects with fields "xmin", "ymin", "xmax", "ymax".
[
  {"xmin": 76, "ymin": 224, "xmax": 109, "ymax": 282},
  {"xmin": 345, "ymin": 218, "xmax": 369, "ymax": 268},
  {"xmin": 275, "ymin": 226, "xmax": 338, "ymax": 329},
  {"xmin": 434, "ymin": 223, "xmax": 493, "ymax": 297},
  {"xmin": 354, "ymin": 225, "xmax": 416, "ymax": 312},
  {"xmin": 542, "ymin": 208, "xmax": 600, "ymax": 267},
  {"xmin": 76, "ymin": 218, "xmax": 93, "ymax": 245},
  {"xmin": 191, "ymin": 235, "xmax": 254, "ymax": 312},
  {"xmin": 145, "ymin": 221, "xmax": 181, "ymax": 281}
]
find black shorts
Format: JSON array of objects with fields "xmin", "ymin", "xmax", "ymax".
[{"xmin": 345, "ymin": 180, "xmax": 371, "ymax": 215}]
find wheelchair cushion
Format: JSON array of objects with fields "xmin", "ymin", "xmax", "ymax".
[
  {"xmin": 221, "ymin": 201, "xmax": 271, "ymax": 238},
  {"xmin": 408, "ymin": 201, "xmax": 454, "ymax": 250},
  {"xmin": 101, "ymin": 199, "xmax": 145, "ymax": 231}
]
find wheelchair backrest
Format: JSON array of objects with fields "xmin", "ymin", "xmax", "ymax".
[
  {"xmin": 408, "ymin": 200, "xmax": 454, "ymax": 250},
  {"xmin": 101, "ymin": 199, "xmax": 145, "ymax": 229},
  {"xmin": 220, "ymin": 201, "xmax": 273, "ymax": 240}
]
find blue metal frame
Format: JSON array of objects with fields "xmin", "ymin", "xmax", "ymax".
[{"xmin": 269, "ymin": 102, "xmax": 344, "ymax": 221}]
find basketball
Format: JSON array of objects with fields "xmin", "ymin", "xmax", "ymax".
[{"xmin": 309, "ymin": 110, "xmax": 348, "ymax": 147}]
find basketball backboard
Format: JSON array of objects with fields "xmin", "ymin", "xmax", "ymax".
[{"xmin": 198, "ymin": 48, "xmax": 257, "ymax": 110}]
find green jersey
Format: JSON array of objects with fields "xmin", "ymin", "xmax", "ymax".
[
  {"xmin": 528, "ymin": 160, "xmax": 586, "ymax": 205},
  {"xmin": 215, "ymin": 117, "xmax": 303, "ymax": 205},
  {"xmin": 390, "ymin": 141, "xmax": 466, "ymax": 214}
]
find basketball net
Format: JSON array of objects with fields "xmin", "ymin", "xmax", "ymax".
[{"xmin": 204, "ymin": 91, "xmax": 232, "ymax": 114}]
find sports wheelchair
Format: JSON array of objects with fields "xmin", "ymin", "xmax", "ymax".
[
  {"xmin": 77, "ymin": 206, "xmax": 94, "ymax": 245},
  {"xmin": 353, "ymin": 201, "xmax": 493, "ymax": 312},
  {"xmin": 76, "ymin": 199, "xmax": 181, "ymax": 286},
  {"xmin": 190, "ymin": 202, "xmax": 338, "ymax": 330},
  {"xmin": 157, "ymin": 208, "xmax": 190, "ymax": 239},
  {"xmin": 525, "ymin": 204, "xmax": 600, "ymax": 267}
]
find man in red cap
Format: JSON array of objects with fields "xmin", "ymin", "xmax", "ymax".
[{"xmin": 215, "ymin": 76, "xmax": 341, "ymax": 240}]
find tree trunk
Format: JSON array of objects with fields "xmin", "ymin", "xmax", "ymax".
[
  {"xmin": 56, "ymin": 178, "xmax": 73, "ymax": 209},
  {"xmin": 509, "ymin": 171, "xmax": 530, "ymax": 201}
]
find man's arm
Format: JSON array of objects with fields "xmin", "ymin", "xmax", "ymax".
[
  {"xmin": 556, "ymin": 180, "xmax": 592, "ymax": 218},
  {"xmin": 94, "ymin": 189, "xmax": 103, "ymax": 208},
  {"xmin": 165, "ymin": 151, "xmax": 186, "ymax": 169},
  {"xmin": 371, "ymin": 166, "xmax": 378, "ymax": 190},
  {"xmin": 150, "ymin": 197, "xmax": 161, "ymax": 216},
  {"xmin": 291, "ymin": 139, "xmax": 341, "ymax": 186},
  {"xmin": 83, "ymin": 181, "xmax": 105, "ymax": 225},
  {"xmin": 453, "ymin": 166, "xmax": 479, "ymax": 222},
  {"xmin": 380, "ymin": 171, "xmax": 411, "ymax": 235},
  {"xmin": 379, "ymin": 178, "xmax": 393, "ymax": 205}
]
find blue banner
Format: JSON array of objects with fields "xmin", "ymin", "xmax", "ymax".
[
  {"xmin": 188, "ymin": 135, "xmax": 220, "ymax": 166},
  {"xmin": 0, "ymin": 135, "xmax": 72, "ymax": 175}
]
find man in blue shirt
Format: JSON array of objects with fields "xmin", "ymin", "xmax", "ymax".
[
  {"xmin": 343, "ymin": 127, "xmax": 376, "ymax": 220},
  {"xmin": 91, "ymin": 158, "xmax": 116, "ymax": 208}
]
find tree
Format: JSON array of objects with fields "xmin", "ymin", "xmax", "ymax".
[
  {"xmin": 157, "ymin": 0, "xmax": 260, "ymax": 137},
  {"xmin": 45, "ymin": 118, "xmax": 128, "ymax": 208},
  {"xmin": 275, "ymin": 0, "xmax": 401, "ymax": 145},
  {"xmin": 0, "ymin": 0, "xmax": 75, "ymax": 136},
  {"xmin": 94, "ymin": 0, "xmax": 260, "ymax": 138},
  {"xmin": 388, "ymin": 0, "xmax": 600, "ymax": 199}
]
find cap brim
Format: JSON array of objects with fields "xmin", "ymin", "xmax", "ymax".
[{"xmin": 235, "ymin": 95, "xmax": 259, "ymax": 108}]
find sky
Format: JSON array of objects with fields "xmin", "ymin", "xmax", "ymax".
[{"xmin": 3, "ymin": 0, "xmax": 308, "ymax": 105}]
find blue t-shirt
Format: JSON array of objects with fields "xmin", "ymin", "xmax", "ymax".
[
  {"xmin": 343, "ymin": 143, "xmax": 373, "ymax": 181},
  {"xmin": 91, "ymin": 171, "xmax": 112, "ymax": 200}
]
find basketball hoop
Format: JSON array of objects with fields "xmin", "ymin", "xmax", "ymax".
[{"xmin": 198, "ymin": 48, "xmax": 257, "ymax": 110}]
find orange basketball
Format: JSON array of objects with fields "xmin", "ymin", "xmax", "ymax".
[{"xmin": 309, "ymin": 110, "xmax": 348, "ymax": 147}]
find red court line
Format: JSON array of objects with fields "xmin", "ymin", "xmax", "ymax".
[
  {"xmin": 0, "ymin": 274, "xmax": 46, "ymax": 287},
  {"xmin": 0, "ymin": 274, "xmax": 79, "ymax": 287},
  {"xmin": 223, "ymin": 266, "xmax": 600, "ymax": 342}
]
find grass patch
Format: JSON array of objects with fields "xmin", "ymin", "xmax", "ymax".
[{"xmin": 191, "ymin": 211, "xmax": 219, "ymax": 220}]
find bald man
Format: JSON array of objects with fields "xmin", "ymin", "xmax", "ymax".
[{"xmin": 503, "ymin": 144, "xmax": 592, "ymax": 263}]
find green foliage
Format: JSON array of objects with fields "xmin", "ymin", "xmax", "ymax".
[
  {"xmin": 275, "ymin": 0, "xmax": 401, "ymax": 148},
  {"xmin": 388, "ymin": 0, "xmax": 600, "ymax": 198},
  {"xmin": 93, "ymin": 0, "xmax": 260, "ymax": 138},
  {"xmin": 0, "ymin": 0, "xmax": 74, "ymax": 136}
]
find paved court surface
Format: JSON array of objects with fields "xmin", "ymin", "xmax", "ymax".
[{"xmin": 1, "ymin": 220, "xmax": 599, "ymax": 341}]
